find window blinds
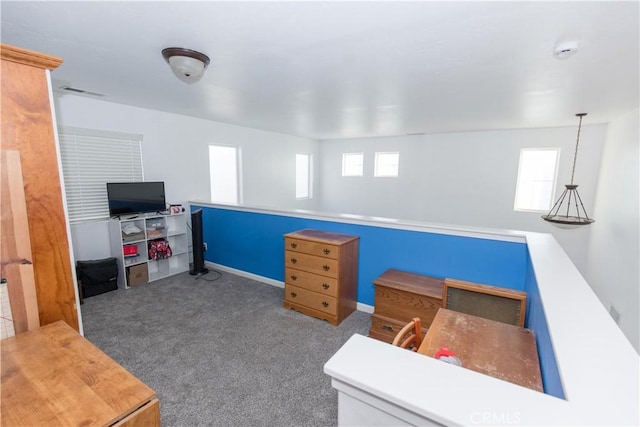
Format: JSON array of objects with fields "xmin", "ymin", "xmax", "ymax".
[{"xmin": 58, "ymin": 127, "xmax": 144, "ymax": 223}]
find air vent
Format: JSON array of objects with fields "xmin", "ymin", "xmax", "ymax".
[
  {"xmin": 58, "ymin": 85, "xmax": 104, "ymax": 97},
  {"xmin": 553, "ymin": 41, "xmax": 579, "ymax": 59}
]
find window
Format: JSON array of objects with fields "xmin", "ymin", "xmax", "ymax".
[
  {"xmin": 296, "ymin": 153, "xmax": 312, "ymax": 199},
  {"xmin": 374, "ymin": 152, "xmax": 399, "ymax": 177},
  {"xmin": 58, "ymin": 127, "xmax": 143, "ymax": 223},
  {"xmin": 342, "ymin": 153, "xmax": 364, "ymax": 176},
  {"xmin": 514, "ymin": 148, "xmax": 560, "ymax": 211},
  {"xmin": 209, "ymin": 145, "xmax": 240, "ymax": 204}
]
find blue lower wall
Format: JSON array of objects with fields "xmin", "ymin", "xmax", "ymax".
[
  {"xmin": 524, "ymin": 253, "xmax": 565, "ymax": 399},
  {"xmin": 194, "ymin": 205, "xmax": 527, "ymax": 306},
  {"xmin": 193, "ymin": 204, "xmax": 563, "ymax": 397}
]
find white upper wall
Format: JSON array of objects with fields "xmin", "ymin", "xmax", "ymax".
[
  {"xmin": 54, "ymin": 94, "xmax": 319, "ymax": 262},
  {"xmin": 318, "ymin": 125, "xmax": 607, "ymax": 276},
  {"xmin": 54, "ymin": 94, "xmax": 319, "ymax": 211},
  {"xmin": 588, "ymin": 108, "xmax": 639, "ymax": 351}
]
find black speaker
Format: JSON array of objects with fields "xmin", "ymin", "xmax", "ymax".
[{"xmin": 190, "ymin": 209, "xmax": 208, "ymax": 275}]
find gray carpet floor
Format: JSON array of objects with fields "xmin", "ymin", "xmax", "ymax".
[{"xmin": 80, "ymin": 269, "xmax": 371, "ymax": 427}]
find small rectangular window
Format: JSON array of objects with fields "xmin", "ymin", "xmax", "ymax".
[
  {"xmin": 209, "ymin": 145, "xmax": 240, "ymax": 204},
  {"xmin": 296, "ymin": 153, "xmax": 312, "ymax": 199},
  {"xmin": 514, "ymin": 148, "xmax": 560, "ymax": 212},
  {"xmin": 342, "ymin": 153, "xmax": 364, "ymax": 176},
  {"xmin": 374, "ymin": 152, "xmax": 399, "ymax": 177}
]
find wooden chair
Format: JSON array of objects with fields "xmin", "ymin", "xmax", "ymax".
[{"xmin": 391, "ymin": 317, "xmax": 422, "ymax": 351}]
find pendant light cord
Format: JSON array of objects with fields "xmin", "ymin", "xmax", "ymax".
[{"xmin": 570, "ymin": 113, "xmax": 586, "ymax": 185}]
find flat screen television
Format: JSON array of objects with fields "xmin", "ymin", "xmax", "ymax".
[{"xmin": 106, "ymin": 182, "xmax": 166, "ymax": 216}]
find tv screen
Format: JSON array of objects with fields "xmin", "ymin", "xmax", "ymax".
[{"xmin": 106, "ymin": 182, "xmax": 166, "ymax": 216}]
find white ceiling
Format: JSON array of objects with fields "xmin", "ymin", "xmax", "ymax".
[{"xmin": 2, "ymin": 1, "xmax": 638, "ymax": 140}]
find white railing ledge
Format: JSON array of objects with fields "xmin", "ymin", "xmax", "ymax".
[{"xmin": 189, "ymin": 201, "xmax": 527, "ymax": 243}]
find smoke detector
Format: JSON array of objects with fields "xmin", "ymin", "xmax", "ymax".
[{"xmin": 553, "ymin": 41, "xmax": 579, "ymax": 59}]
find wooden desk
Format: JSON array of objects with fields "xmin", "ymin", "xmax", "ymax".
[
  {"xmin": 1, "ymin": 321, "xmax": 160, "ymax": 426},
  {"xmin": 418, "ymin": 308, "xmax": 543, "ymax": 392}
]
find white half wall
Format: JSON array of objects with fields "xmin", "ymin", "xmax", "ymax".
[{"xmin": 587, "ymin": 108, "xmax": 639, "ymax": 352}]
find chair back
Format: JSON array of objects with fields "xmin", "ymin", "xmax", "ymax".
[{"xmin": 392, "ymin": 317, "xmax": 422, "ymax": 351}]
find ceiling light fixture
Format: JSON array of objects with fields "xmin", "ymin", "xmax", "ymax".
[
  {"xmin": 542, "ymin": 113, "xmax": 595, "ymax": 225},
  {"xmin": 161, "ymin": 47, "xmax": 210, "ymax": 84}
]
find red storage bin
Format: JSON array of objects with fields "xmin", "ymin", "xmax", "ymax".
[{"xmin": 123, "ymin": 244, "xmax": 137, "ymax": 256}]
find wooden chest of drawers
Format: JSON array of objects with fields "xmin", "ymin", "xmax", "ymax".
[
  {"xmin": 368, "ymin": 269, "xmax": 444, "ymax": 343},
  {"xmin": 283, "ymin": 229, "xmax": 359, "ymax": 326}
]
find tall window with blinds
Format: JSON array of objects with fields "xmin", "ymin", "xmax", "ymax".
[{"xmin": 58, "ymin": 127, "xmax": 144, "ymax": 223}]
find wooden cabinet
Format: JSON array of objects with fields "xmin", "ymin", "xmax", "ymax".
[
  {"xmin": 109, "ymin": 213, "xmax": 189, "ymax": 288},
  {"xmin": 283, "ymin": 229, "xmax": 359, "ymax": 326},
  {"xmin": 1, "ymin": 44, "xmax": 79, "ymax": 331},
  {"xmin": 369, "ymin": 269, "xmax": 444, "ymax": 343},
  {"xmin": 1, "ymin": 151, "xmax": 40, "ymax": 336}
]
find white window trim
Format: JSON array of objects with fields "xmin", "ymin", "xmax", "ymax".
[
  {"xmin": 374, "ymin": 151, "xmax": 400, "ymax": 178},
  {"xmin": 513, "ymin": 147, "xmax": 561, "ymax": 213},
  {"xmin": 342, "ymin": 152, "xmax": 364, "ymax": 177},
  {"xmin": 296, "ymin": 153, "xmax": 313, "ymax": 199},
  {"xmin": 209, "ymin": 144, "xmax": 242, "ymax": 205}
]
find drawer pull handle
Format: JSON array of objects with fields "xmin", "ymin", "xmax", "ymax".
[
  {"xmin": 290, "ymin": 292, "xmax": 297, "ymax": 298},
  {"xmin": 322, "ymin": 283, "xmax": 329, "ymax": 289},
  {"xmin": 381, "ymin": 325, "xmax": 394, "ymax": 331},
  {"xmin": 290, "ymin": 258, "xmax": 297, "ymax": 264},
  {"xmin": 323, "ymin": 248, "xmax": 331, "ymax": 255},
  {"xmin": 290, "ymin": 242, "xmax": 297, "ymax": 249},
  {"xmin": 322, "ymin": 301, "xmax": 329, "ymax": 307},
  {"xmin": 290, "ymin": 275, "xmax": 297, "ymax": 281},
  {"xmin": 322, "ymin": 265, "xmax": 330, "ymax": 271}
]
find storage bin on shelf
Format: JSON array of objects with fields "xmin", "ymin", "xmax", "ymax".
[
  {"xmin": 123, "ymin": 244, "xmax": 137, "ymax": 257},
  {"xmin": 148, "ymin": 239, "xmax": 172, "ymax": 260}
]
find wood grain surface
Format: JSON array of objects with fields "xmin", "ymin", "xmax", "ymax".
[
  {"xmin": 1, "ymin": 44, "xmax": 79, "ymax": 330},
  {"xmin": 1, "ymin": 321, "xmax": 158, "ymax": 426},
  {"xmin": 0, "ymin": 151, "xmax": 40, "ymax": 333},
  {"xmin": 418, "ymin": 308, "xmax": 543, "ymax": 392}
]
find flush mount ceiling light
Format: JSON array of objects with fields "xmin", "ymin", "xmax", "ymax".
[
  {"xmin": 542, "ymin": 113, "xmax": 595, "ymax": 225},
  {"xmin": 161, "ymin": 47, "xmax": 210, "ymax": 84}
]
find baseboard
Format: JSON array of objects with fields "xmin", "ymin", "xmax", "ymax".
[
  {"xmin": 205, "ymin": 262, "xmax": 284, "ymax": 288},
  {"xmin": 206, "ymin": 262, "xmax": 375, "ymax": 314},
  {"xmin": 356, "ymin": 303, "xmax": 374, "ymax": 314}
]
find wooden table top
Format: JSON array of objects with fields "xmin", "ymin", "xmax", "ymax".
[
  {"xmin": 418, "ymin": 308, "xmax": 543, "ymax": 392},
  {"xmin": 1, "ymin": 321, "xmax": 157, "ymax": 426}
]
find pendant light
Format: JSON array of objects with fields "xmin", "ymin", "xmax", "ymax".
[{"xmin": 542, "ymin": 113, "xmax": 595, "ymax": 225}]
